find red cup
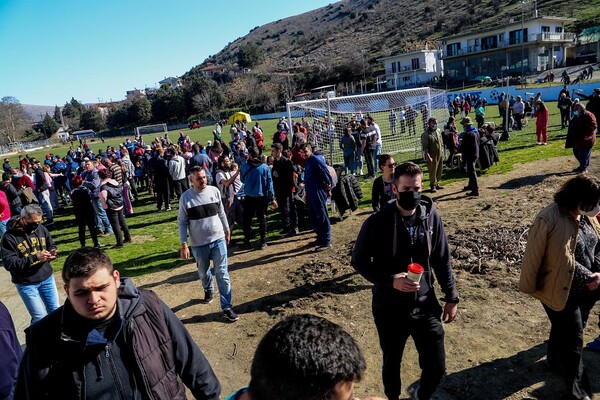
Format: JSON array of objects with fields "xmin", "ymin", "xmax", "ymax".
[{"xmin": 407, "ymin": 263, "xmax": 424, "ymax": 282}]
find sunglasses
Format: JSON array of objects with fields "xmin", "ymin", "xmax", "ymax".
[{"xmin": 386, "ymin": 163, "xmax": 397, "ymax": 168}]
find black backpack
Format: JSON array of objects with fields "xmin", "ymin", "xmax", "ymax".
[{"xmin": 100, "ymin": 182, "xmax": 123, "ymax": 209}]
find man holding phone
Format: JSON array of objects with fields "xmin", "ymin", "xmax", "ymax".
[{"xmin": 1, "ymin": 204, "xmax": 60, "ymax": 325}]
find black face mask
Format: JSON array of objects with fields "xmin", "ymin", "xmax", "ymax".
[
  {"xmin": 24, "ymin": 222, "xmax": 39, "ymax": 234},
  {"xmin": 396, "ymin": 190, "xmax": 421, "ymax": 211}
]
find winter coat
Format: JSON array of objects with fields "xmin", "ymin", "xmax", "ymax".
[
  {"xmin": 15, "ymin": 278, "xmax": 221, "ymax": 400},
  {"xmin": 520, "ymin": 203, "xmax": 600, "ymax": 311}
]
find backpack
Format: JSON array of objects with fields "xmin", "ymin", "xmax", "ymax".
[
  {"xmin": 20, "ymin": 186, "xmax": 38, "ymax": 205},
  {"xmin": 100, "ymin": 182, "xmax": 123, "ymax": 209}
]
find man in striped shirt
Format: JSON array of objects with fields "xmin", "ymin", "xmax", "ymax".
[{"xmin": 178, "ymin": 166, "xmax": 238, "ymax": 322}]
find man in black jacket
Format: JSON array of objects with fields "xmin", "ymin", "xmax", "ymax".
[
  {"xmin": 32, "ymin": 159, "xmax": 54, "ymax": 224},
  {"xmin": 0, "ymin": 172, "xmax": 22, "ymax": 216},
  {"xmin": 149, "ymin": 148, "xmax": 171, "ymax": 212},
  {"xmin": 15, "ymin": 247, "xmax": 221, "ymax": 400},
  {"xmin": 1, "ymin": 204, "xmax": 60, "ymax": 325},
  {"xmin": 352, "ymin": 162, "xmax": 459, "ymax": 400},
  {"xmin": 271, "ymin": 143, "xmax": 298, "ymax": 235}
]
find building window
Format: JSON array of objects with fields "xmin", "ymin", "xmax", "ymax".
[
  {"xmin": 541, "ymin": 26, "xmax": 550, "ymax": 33},
  {"xmin": 411, "ymin": 58, "xmax": 420, "ymax": 69},
  {"xmin": 555, "ymin": 27, "xmax": 563, "ymax": 33},
  {"xmin": 482, "ymin": 35, "xmax": 497, "ymax": 50},
  {"xmin": 446, "ymin": 43, "xmax": 461, "ymax": 56},
  {"xmin": 397, "ymin": 61, "xmax": 401, "ymax": 71},
  {"xmin": 509, "ymin": 29, "xmax": 522, "ymax": 45},
  {"xmin": 391, "ymin": 62, "xmax": 396, "ymax": 73}
]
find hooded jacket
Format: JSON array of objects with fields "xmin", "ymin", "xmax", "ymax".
[
  {"xmin": 240, "ymin": 158, "xmax": 274, "ymax": 200},
  {"xmin": 15, "ymin": 278, "xmax": 221, "ymax": 400},
  {"xmin": 352, "ymin": 196, "xmax": 459, "ymax": 315},
  {"xmin": 1, "ymin": 217, "xmax": 55, "ymax": 284}
]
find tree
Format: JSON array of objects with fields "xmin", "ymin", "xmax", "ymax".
[
  {"xmin": 62, "ymin": 98, "xmax": 86, "ymax": 131},
  {"xmin": 237, "ymin": 42, "xmax": 263, "ymax": 69},
  {"xmin": 151, "ymin": 86, "xmax": 186, "ymax": 123},
  {"xmin": 0, "ymin": 96, "xmax": 31, "ymax": 144},
  {"xmin": 181, "ymin": 70, "xmax": 225, "ymax": 118},
  {"xmin": 127, "ymin": 97, "xmax": 152, "ymax": 127},
  {"xmin": 53, "ymin": 106, "xmax": 63, "ymax": 126},
  {"xmin": 80, "ymin": 108, "xmax": 106, "ymax": 132},
  {"xmin": 42, "ymin": 113, "xmax": 59, "ymax": 137}
]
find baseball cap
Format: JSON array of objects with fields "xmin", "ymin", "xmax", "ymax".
[{"xmin": 461, "ymin": 117, "xmax": 472, "ymax": 125}]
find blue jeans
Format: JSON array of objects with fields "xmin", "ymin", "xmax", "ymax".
[
  {"xmin": 191, "ymin": 237, "xmax": 232, "ymax": 311},
  {"xmin": 374, "ymin": 143, "xmax": 382, "ymax": 170},
  {"xmin": 343, "ymin": 150, "xmax": 356, "ymax": 174},
  {"xmin": 15, "ymin": 274, "xmax": 60, "ymax": 325},
  {"xmin": 0, "ymin": 219, "xmax": 7, "ymax": 238},
  {"xmin": 573, "ymin": 147, "xmax": 592, "ymax": 171},
  {"xmin": 37, "ymin": 189, "xmax": 53, "ymax": 221},
  {"xmin": 92, "ymin": 198, "xmax": 113, "ymax": 234}
]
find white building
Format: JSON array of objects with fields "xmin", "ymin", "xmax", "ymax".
[
  {"xmin": 159, "ymin": 76, "xmax": 182, "ymax": 89},
  {"xmin": 378, "ymin": 47, "xmax": 443, "ymax": 89},
  {"xmin": 437, "ymin": 15, "xmax": 576, "ymax": 82}
]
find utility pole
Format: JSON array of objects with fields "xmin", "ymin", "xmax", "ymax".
[{"xmin": 520, "ymin": 0, "xmax": 527, "ymax": 89}]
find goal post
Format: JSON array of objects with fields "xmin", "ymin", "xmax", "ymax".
[
  {"xmin": 134, "ymin": 123, "xmax": 168, "ymax": 138},
  {"xmin": 286, "ymin": 88, "xmax": 448, "ymax": 165}
]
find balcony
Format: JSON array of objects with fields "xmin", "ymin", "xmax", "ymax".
[
  {"xmin": 536, "ymin": 32, "xmax": 576, "ymax": 43},
  {"xmin": 442, "ymin": 32, "xmax": 575, "ymax": 58}
]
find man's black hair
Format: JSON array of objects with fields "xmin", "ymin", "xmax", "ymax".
[
  {"xmin": 394, "ymin": 161, "xmax": 422, "ymax": 181},
  {"xmin": 248, "ymin": 314, "xmax": 366, "ymax": 400},
  {"xmin": 248, "ymin": 146, "xmax": 259, "ymax": 159},
  {"xmin": 63, "ymin": 247, "xmax": 114, "ymax": 286}
]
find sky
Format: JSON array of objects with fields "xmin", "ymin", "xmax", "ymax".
[{"xmin": 0, "ymin": 0, "xmax": 334, "ymax": 106}]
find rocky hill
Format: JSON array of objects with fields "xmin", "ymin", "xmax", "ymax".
[{"xmin": 208, "ymin": 0, "xmax": 600, "ymax": 84}]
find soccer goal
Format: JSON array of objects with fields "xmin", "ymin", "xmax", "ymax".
[
  {"xmin": 134, "ymin": 123, "xmax": 168, "ymax": 138},
  {"xmin": 286, "ymin": 87, "xmax": 448, "ymax": 165}
]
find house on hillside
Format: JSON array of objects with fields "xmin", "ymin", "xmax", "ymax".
[
  {"xmin": 378, "ymin": 46, "xmax": 443, "ymax": 89},
  {"xmin": 159, "ymin": 76, "xmax": 182, "ymax": 89},
  {"xmin": 200, "ymin": 62, "xmax": 226, "ymax": 77},
  {"xmin": 437, "ymin": 15, "xmax": 576, "ymax": 82},
  {"xmin": 126, "ymin": 89, "xmax": 146, "ymax": 100}
]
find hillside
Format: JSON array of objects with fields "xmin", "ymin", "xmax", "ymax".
[{"xmin": 209, "ymin": 0, "xmax": 600, "ymax": 86}]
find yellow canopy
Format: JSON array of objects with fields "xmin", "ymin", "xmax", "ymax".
[{"xmin": 228, "ymin": 111, "xmax": 252, "ymax": 125}]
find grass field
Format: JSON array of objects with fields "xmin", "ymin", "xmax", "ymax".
[{"xmin": 3, "ymin": 103, "xmax": 583, "ymax": 276}]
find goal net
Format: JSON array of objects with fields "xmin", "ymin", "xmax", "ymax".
[
  {"xmin": 286, "ymin": 88, "xmax": 448, "ymax": 165},
  {"xmin": 134, "ymin": 123, "xmax": 168, "ymax": 138}
]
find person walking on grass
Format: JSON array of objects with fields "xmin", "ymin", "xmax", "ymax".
[
  {"xmin": 98, "ymin": 169, "xmax": 131, "ymax": 248},
  {"xmin": 566, "ymin": 102, "xmax": 597, "ymax": 174},
  {"xmin": 421, "ymin": 117, "xmax": 444, "ymax": 193},
  {"xmin": 534, "ymin": 101, "xmax": 550, "ymax": 145},
  {"xmin": 179, "ymin": 166, "xmax": 239, "ymax": 322}
]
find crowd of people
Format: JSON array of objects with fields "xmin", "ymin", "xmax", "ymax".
[{"xmin": 0, "ymin": 87, "xmax": 599, "ymax": 399}]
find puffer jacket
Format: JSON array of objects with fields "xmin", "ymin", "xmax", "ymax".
[
  {"xmin": 520, "ymin": 203, "xmax": 600, "ymax": 311},
  {"xmin": 15, "ymin": 278, "xmax": 221, "ymax": 400}
]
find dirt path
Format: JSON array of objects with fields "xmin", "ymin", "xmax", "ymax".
[{"xmin": 3, "ymin": 153, "xmax": 600, "ymax": 399}]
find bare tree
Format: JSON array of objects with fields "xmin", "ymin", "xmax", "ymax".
[{"xmin": 0, "ymin": 97, "xmax": 31, "ymax": 144}]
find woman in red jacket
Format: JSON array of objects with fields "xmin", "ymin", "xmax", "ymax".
[{"xmin": 534, "ymin": 101, "xmax": 550, "ymax": 145}]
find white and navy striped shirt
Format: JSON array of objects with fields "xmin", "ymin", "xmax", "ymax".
[{"xmin": 178, "ymin": 186, "xmax": 229, "ymax": 247}]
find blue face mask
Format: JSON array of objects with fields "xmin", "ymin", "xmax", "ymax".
[
  {"xmin": 433, "ymin": 124, "xmax": 438, "ymax": 130},
  {"xmin": 573, "ymin": 110, "xmax": 580, "ymax": 116}
]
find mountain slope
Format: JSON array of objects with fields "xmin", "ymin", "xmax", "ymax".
[{"xmin": 210, "ymin": 0, "xmax": 600, "ymax": 78}]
